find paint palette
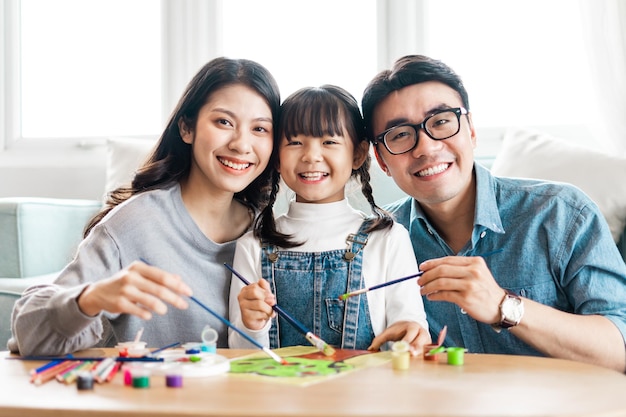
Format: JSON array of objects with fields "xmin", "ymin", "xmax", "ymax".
[{"xmin": 135, "ymin": 349, "xmax": 230, "ymax": 378}]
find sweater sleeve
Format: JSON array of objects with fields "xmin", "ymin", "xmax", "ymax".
[{"xmin": 9, "ymin": 225, "xmax": 122, "ymax": 356}]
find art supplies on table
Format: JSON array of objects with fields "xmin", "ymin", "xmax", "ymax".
[{"xmin": 130, "ymin": 348, "xmax": 230, "ymax": 378}]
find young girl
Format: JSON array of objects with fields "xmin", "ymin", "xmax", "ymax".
[
  {"xmin": 229, "ymin": 85, "xmax": 430, "ymax": 353},
  {"xmin": 10, "ymin": 57, "xmax": 280, "ymax": 356}
]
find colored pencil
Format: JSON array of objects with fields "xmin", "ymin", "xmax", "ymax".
[
  {"xmin": 30, "ymin": 359, "xmax": 63, "ymax": 376},
  {"xmin": 188, "ymin": 295, "xmax": 287, "ymax": 365},
  {"xmin": 338, "ymin": 249, "xmax": 504, "ymax": 301},
  {"xmin": 93, "ymin": 357, "xmax": 117, "ymax": 383},
  {"xmin": 31, "ymin": 360, "xmax": 79, "ymax": 385},
  {"xmin": 57, "ymin": 361, "xmax": 96, "ymax": 384},
  {"xmin": 105, "ymin": 362, "xmax": 122, "ymax": 382},
  {"xmin": 225, "ymin": 263, "xmax": 336, "ymax": 356}
]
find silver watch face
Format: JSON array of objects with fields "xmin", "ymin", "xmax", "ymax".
[{"xmin": 502, "ymin": 296, "xmax": 524, "ymax": 322}]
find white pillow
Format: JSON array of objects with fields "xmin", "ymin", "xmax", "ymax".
[
  {"xmin": 491, "ymin": 128, "xmax": 626, "ymax": 242},
  {"xmin": 105, "ymin": 137, "xmax": 156, "ymax": 196}
]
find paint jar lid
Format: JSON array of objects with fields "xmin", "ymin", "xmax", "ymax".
[
  {"xmin": 201, "ymin": 326, "xmax": 218, "ymax": 345},
  {"xmin": 76, "ymin": 371, "xmax": 94, "ymax": 390},
  {"xmin": 391, "ymin": 340, "xmax": 409, "ymax": 353}
]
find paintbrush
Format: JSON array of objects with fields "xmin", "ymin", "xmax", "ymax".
[
  {"xmin": 188, "ymin": 295, "xmax": 287, "ymax": 365},
  {"xmin": 225, "ymin": 263, "xmax": 336, "ymax": 356},
  {"xmin": 138, "ymin": 258, "xmax": 287, "ymax": 365},
  {"xmin": 338, "ymin": 272, "xmax": 423, "ymax": 301},
  {"xmin": 338, "ymin": 249, "xmax": 504, "ymax": 301}
]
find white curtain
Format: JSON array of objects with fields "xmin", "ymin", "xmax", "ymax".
[{"xmin": 580, "ymin": 0, "xmax": 626, "ymax": 156}]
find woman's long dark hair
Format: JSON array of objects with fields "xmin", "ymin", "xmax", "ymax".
[
  {"xmin": 84, "ymin": 57, "xmax": 281, "ymax": 237},
  {"xmin": 255, "ymin": 85, "xmax": 393, "ymax": 248}
]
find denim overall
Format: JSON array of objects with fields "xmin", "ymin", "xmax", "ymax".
[{"xmin": 261, "ymin": 221, "xmax": 375, "ymax": 350}]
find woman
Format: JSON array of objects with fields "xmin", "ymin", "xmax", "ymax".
[{"xmin": 10, "ymin": 57, "xmax": 280, "ymax": 355}]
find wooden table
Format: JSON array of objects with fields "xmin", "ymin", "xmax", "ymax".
[{"xmin": 1, "ymin": 348, "xmax": 625, "ymax": 417}]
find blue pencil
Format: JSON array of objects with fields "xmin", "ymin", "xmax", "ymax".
[
  {"xmin": 188, "ymin": 295, "xmax": 287, "ymax": 365},
  {"xmin": 29, "ymin": 359, "xmax": 63, "ymax": 375},
  {"xmin": 225, "ymin": 263, "xmax": 335, "ymax": 356}
]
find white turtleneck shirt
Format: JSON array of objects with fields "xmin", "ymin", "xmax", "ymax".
[{"xmin": 229, "ymin": 198, "xmax": 428, "ymax": 349}]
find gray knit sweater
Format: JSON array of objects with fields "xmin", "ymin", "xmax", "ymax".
[{"xmin": 9, "ymin": 183, "xmax": 235, "ymax": 356}]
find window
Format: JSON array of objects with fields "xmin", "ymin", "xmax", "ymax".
[
  {"xmin": 221, "ymin": 0, "xmax": 377, "ymax": 105},
  {"xmin": 423, "ymin": 0, "xmax": 596, "ymax": 129},
  {"xmin": 19, "ymin": 0, "xmax": 161, "ymax": 139},
  {"xmin": 3, "ymin": 0, "xmax": 598, "ymax": 147}
]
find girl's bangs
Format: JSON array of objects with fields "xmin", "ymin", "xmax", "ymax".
[{"xmin": 281, "ymin": 93, "xmax": 346, "ymax": 139}]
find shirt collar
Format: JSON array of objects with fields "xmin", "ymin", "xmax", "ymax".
[
  {"xmin": 474, "ymin": 163, "xmax": 505, "ymax": 234},
  {"xmin": 409, "ymin": 163, "xmax": 505, "ymax": 235}
]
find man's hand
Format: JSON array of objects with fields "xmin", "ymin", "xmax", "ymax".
[{"xmin": 418, "ymin": 255, "xmax": 505, "ymax": 324}]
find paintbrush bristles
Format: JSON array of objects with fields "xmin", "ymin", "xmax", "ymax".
[
  {"xmin": 305, "ymin": 333, "xmax": 336, "ymax": 356},
  {"xmin": 338, "ymin": 288, "xmax": 367, "ymax": 301}
]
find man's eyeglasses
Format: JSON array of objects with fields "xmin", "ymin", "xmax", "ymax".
[{"xmin": 373, "ymin": 107, "xmax": 468, "ymax": 155}]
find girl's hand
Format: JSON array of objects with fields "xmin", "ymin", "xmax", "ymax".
[
  {"xmin": 237, "ymin": 278, "xmax": 276, "ymax": 331},
  {"xmin": 367, "ymin": 321, "xmax": 432, "ymax": 356},
  {"xmin": 77, "ymin": 260, "xmax": 193, "ymax": 320}
]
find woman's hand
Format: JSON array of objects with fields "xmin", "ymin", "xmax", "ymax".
[{"xmin": 77, "ymin": 260, "xmax": 193, "ymax": 320}]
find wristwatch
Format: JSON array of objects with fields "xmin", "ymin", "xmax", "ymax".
[{"xmin": 491, "ymin": 290, "xmax": 524, "ymax": 333}]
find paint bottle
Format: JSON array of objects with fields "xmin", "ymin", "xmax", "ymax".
[
  {"xmin": 131, "ymin": 368, "xmax": 151, "ymax": 389},
  {"xmin": 76, "ymin": 371, "xmax": 94, "ymax": 391},
  {"xmin": 391, "ymin": 340, "xmax": 410, "ymax": 371},
  {"xmin": 446, "ymin": 347, "xmax": 467, "ymax": 366},
  {"xmin": 423, "ymin": 344, "xmax": 443, "ymax": 362},
  {"xmin": 165, "ymin": 367, "xmax": 183, "ymax": 388},
  {"xmin": 201, "ymin": 325, "xmax": 218, "ymax": 354}
]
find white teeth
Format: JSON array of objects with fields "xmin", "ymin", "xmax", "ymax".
[
  {"xmin": 417, "ymin": 163, "xmax": 449, "ymax": 177},
  {"xmin": 300, "ymin": 172, "xmax": 326, "ymax": 181},
  {"xmin": 219, "ymin": 158, "xmax": 250, "ymax": 171}
]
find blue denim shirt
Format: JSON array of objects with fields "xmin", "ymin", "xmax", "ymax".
[{"xmin": 387, "ymin": 163, "xmax": 626, "ymax": 355}]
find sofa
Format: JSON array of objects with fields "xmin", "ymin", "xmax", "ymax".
[{"xmin": 0, "ymin": 197, "xmax": 102, "ymax": 293}]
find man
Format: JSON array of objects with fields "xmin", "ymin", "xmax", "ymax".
[{"xmin": 362, "ymin": 55, "xmax": 626, "ymax": 372}]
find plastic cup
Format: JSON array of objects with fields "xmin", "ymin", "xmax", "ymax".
[
  {"xmin": 446, "ymin": 347, "xmax": 466, "ymax": 365},
  {"xmin": 391, "ymin": 341, "xmax": 410, "ymax": 371},
  {"xmin": 131, "ymin": 369, "xmax": 151, "ymax": 388},
  {"xmin": 423, "ymin": 344, "xmax": 442, "ymax": 361}
]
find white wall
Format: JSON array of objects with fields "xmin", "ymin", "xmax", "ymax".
[{"xmin": 0, "ymin": 142, "xmax": 107, "ymax": 200}]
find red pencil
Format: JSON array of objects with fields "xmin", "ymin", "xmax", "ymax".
[{"xmin": 105, "ymin": 362, "xmax": 122, "ymax": 382}]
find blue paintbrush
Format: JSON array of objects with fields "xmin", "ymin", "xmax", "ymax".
[
  {"xmin": 188, "ymin": 295, "xmax": 287, "ymax": 365},
  {"xmin": 225, "ymin": 263, "xmax": 336, "ymax": 356},
  {"xmin": 338, "ymin": 249, "xmax": 504, "ymax": 301},
  {"xmin": 138, "ymin": 257, "xmax": 286, "ymax": 364}
]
